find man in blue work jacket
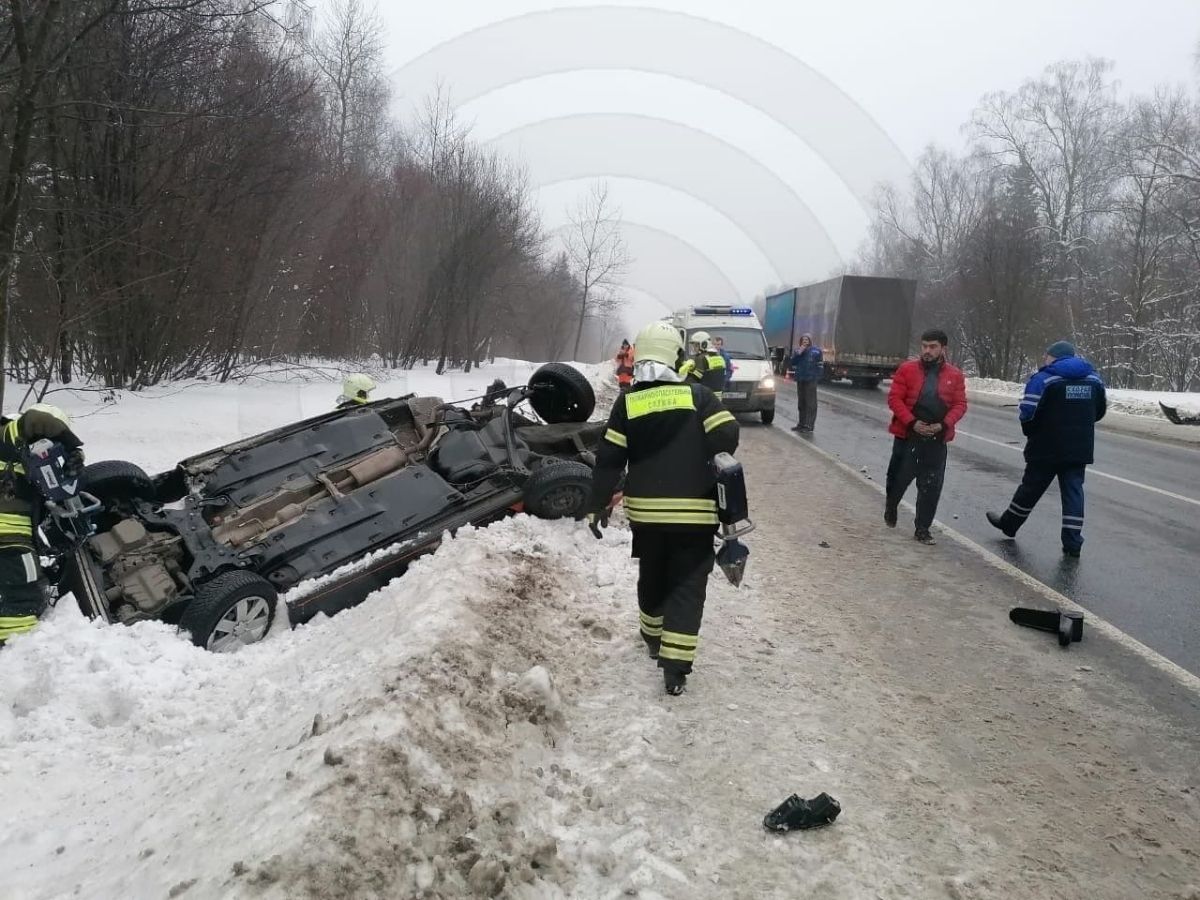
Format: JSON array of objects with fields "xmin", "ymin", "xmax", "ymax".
[{"xmin": 986, "ymin": 341, "xmax": 1107, "ymax": 557}]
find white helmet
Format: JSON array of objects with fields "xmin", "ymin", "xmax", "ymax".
[
  {"xmin": 339, "ymin": 373, "xmax": 377, "ymax": 406},
  {"xmin": 633, "ymin": 321, "xmax": 685, "ymax": 368},
  {"xmin": 690, "ymin": 330, "xmax": 711, "ymax": 350},
  {"xmin": 26, "ymin": 403, "xmax": 71, "ymax": 427}
]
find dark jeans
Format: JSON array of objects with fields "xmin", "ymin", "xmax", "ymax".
[
  {"xmin": 885, "ymin": 437, "xmax": 948, "ymax": 530},
  {"xmin": 795, "ymin": 379, "xmax": 818, "ymax": 429},
  {"xmin": 633, "ymin": 529, "xmax": 715, "ymax": 675},
  {"xmin": 999, "ymin": 463, "xmax": 1087, "ymax": 551}
]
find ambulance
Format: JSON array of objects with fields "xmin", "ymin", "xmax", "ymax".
[{"xmin": 665, "ymin": 306, "xmax": 776, "ymax": 424}]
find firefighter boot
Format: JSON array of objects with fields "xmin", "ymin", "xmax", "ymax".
[{"xmin": 664, "ymin": 668, "xmax": 687, "ymax": 696}]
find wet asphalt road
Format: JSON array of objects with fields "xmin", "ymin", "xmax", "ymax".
[{"xmin": 766, "ymin": 381, "xmax": 1200, "ymax": 677}]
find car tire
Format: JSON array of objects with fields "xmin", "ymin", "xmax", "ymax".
[
  {"xmin": 180, "ymin": 570, "xmax": 277, "ymax": 652},
  {"xmin": 522, "ymin": 460, "xmax": 593, "ymax": 520},
  {"xmin": 527, "ymin": 363, "xmax": 596, "ymax": 424},
  {"xmin": 760, "ymin": 408, "xmax": 776, "ymax": 425},
  {"xmin": 80, "ymin": 460, "xmax": 156, "ymax": 506}
]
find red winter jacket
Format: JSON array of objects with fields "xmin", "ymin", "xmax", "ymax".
[{"xmin": 887, "ymin": 358, "xmax": 968, "ymax": 441}]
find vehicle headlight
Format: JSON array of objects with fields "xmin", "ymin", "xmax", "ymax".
[{"xmin": 759, "ymin": 377, "xmax": 775, "ymax": 390}]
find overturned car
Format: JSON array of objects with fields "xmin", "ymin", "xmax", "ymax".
[{"xmin": 45, "ymin": 364, "xmax": 603, "ymax": 651}]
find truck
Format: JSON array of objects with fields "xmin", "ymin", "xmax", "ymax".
[
  {"xmin": 763, "ymin": 275, "xmax": 916, "ymax": 388},
  {"xmin": 665, "ymin": 305, "xmax": 777, "ymax": 424}
]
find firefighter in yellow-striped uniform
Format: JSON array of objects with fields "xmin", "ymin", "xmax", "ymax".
[
  {"xmin": 584, "ymin": 321, "xmax": 739, "ymax": 695},
  {"xmin": 0, "ymin": 404, "xmax": 84, "ymax": 646},
  {"xmin": 677, "ymin": 330, "xmax": 727, "ymax": 401}
]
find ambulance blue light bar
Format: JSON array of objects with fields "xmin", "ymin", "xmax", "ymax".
[{"xmin": 693, "ymin": 306, "xmax": 754, "ymax": 316}]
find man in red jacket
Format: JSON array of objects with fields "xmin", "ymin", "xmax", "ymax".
[{"xmin": 884, "ymin": 329, "xmax": 968, "ymax": 545}]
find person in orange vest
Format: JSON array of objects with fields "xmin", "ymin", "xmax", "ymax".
[{"xmin": 614, "ymin": 339, "xmax": 635, "ymax": 392}]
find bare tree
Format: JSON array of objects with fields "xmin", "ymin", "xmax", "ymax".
[
  {"xmin": 563, "ymin": 181, "xmax": 629, "ymax": 360},
  {"xmin": 307, "ymin": 0, "xmax": 388, "ymax": 174}
]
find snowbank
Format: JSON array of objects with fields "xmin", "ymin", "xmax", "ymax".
[
  {"xmin": 0, "ymin": 517, "xmax": 639, "ymax": 899},
  {"xmin": 969, "ymin": 377, "xmax": 1200, "ymax": 419}
]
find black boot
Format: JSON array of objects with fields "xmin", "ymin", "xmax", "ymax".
[
  {"xmin": 914, "ymin": 528, "xmax": 936, "ymax": 545},
  {"xmin": 986, "ymin": 511, "xmax": 1017, "ymax": 538},
  {"xmin": 884, "ymin": 505, "xmax": 897, "ymax": 528},
  {"xmin": 664, "ymin": 669, "xmax": 687, "ymax": 696}
]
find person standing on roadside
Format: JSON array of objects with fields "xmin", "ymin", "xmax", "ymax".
[
  {"xmin": 614, "ymin": 339, "xmax": 636, "ymax": 393},
  {"xmin": 713, "ymin": 336, "xmax": 734, "ymax": 392},
  {"xmin": 789, "ymin": 334, "xmax": 822, "ymax": 432},
  {"xmin": 884, "ymin": 329, "xmax": 968, "ymax": 545},
  {"xmin": 985, "ymin": 341, "xmax": 1106, "ymax": 558}
]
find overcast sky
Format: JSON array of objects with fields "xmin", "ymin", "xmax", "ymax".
[{"xmin": 361, "ymin": 0, "xmax": 1200, "ymax": 330}]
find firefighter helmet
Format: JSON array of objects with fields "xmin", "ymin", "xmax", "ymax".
[
  {"xmin": 690, "ymin": 330, "xmax": 711, "ymax": 350},
  {"xmin": 25, "ymin": 403, "xmax": 71, "ymax": 427},
  {"xmin": 339, "ymin": 373, "xmax": 377, "ymax": 405},
  {"xmin": 633, "ymin": 321, "xmax": 684, "ymax": 368}
]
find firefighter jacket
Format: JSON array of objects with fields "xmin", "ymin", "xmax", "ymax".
[
  {"xmin": 587, "ymin": 380, "xmax": 739, "ymax": 532},
  {"xmin": 678, "ymin": 351, "xmax": 727, "ymax": 398},
  {"xmin": 0, "ymin": 409, "xmax": 83, "ymax": 549}
]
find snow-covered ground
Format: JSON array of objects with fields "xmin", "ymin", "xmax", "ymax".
[
  {"xmin": 1, "ymin": 359, "xmax": 618, "ymax": 899},
  {"xmin": 970, "ymin": 377, "xmax": 1200, "ymax": 419},
  {"xmin": 3, "ymin": 361, "xmax": 1198, "ymax": 899}
]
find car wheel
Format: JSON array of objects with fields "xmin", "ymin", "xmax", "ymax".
[
  {"xmin": 760, "ymin": 408, "xmax": 776, "ymax": 425},
  {"xmin": 80, "ymin": 460, "xmax": 156, "ymax": 506},
  {"xmin": 527, "ymin": 363, "xmax": 596, "ymax": 424},
  {"xmin": 522, "ymin": 460, "xmax": 593, "ymax": 519},
  {"xmin": 180, "ymin": 570, "xmax": 277, "ymax": 652}
]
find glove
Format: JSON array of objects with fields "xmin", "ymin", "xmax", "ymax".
[
  {"xmin": 64, "ymin": 447, "xmax": 85, "ymax": 479},
  {"xmin": 585, "ymin": 509, "xmax": 609, "ymax": 539}
]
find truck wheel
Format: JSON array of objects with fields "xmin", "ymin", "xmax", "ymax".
[
  {"xmin": 850, "ymin": 377, "xmax": 879, "ymax": 389},
  {"xmin": 522, "ymin": 460, "xmax": 593, "ymax": 519},
  {"xmin": 760, "ymin": 408, "xmax": 776, "ymax": 425},
  {"xmin": 180, "ymin": 570, "xmax": 277, "ymax": 652},
  {"xmin": 527, "ymin": 363, "xmax": 596, "ymax": 423},
  {"xmin": 80, "ymin": 460, "xmax": 156, "ymax": 506}
]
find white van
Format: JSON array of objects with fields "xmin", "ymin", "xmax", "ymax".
[{"xmin": 665, "ymin": 306, "xmax": 777, "ymax": 424}]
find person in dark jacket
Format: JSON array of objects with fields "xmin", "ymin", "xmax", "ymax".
[
  {"xmin": 789, "ymin": 334, "xmax": 823, "ymax": 432},
  {"xmin": 986, "ymin": 341, "xmax": 1106, "ymax": 557},
  {"xmin": 0, "ymin": 404, "xmax": 85, "ymax": 645},
  {"xmin": 678, "ymin": 331, "xmax": 727, "ymax": 400},
  {"xmin": 884, "ymin": 329, "xmax": 968, "ymax": 544},
  {"xmin": 585, "ymin": 320, "xmax": 739, "ymax": 696},
  {"xmin": 712, "ymin": 336, "xmax": 734, "ymax": 391}
]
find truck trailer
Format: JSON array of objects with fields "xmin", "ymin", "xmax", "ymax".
[{"xmin": 764, "ymin": 275, "xmax": 916, "ymax": 387}]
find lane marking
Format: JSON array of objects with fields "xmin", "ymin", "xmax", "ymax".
[
  {"xmin": 769, "ymin": 424, "xmax": 1200, "ymax": 696},
  {"xmin": 811, "ymin": 388, "xmax": 1200, "ymax": 510}
]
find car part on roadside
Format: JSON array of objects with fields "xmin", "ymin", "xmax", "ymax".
[
  {"xmin": 763, "ymin": 792, "xmax": 842, "ymax": 832},
  {"xmin": 1160, "ymin": 402, "xmax": 1200, "ymax": 426},
  {"xmin": 45, "ymin": 364, "xmax": 606, "ymax": 652},
  {"xmin": 713, "ymin": 452, "xmax": 754, "ymax": 586},
  {"xmin": 1010, "ymin": 607, "xmax": 1084, "ymax": 648}
]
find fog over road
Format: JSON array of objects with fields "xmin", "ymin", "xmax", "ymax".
[{"xmin": 770, "ymin": 380, "xmax": 1200, "ymax": 677}]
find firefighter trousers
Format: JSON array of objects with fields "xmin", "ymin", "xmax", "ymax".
[
  {"xmin": 632, "ymin": 529, "xmax": 715, "ymax": 675},
  {"xmin": 0, "ymin": 547, "xmax": 49, "ymax": 645}
]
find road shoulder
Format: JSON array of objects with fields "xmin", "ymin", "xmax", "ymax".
[{"xmin": 561, "ymin": 424, "xmax": 1200, "ymax": 898}]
